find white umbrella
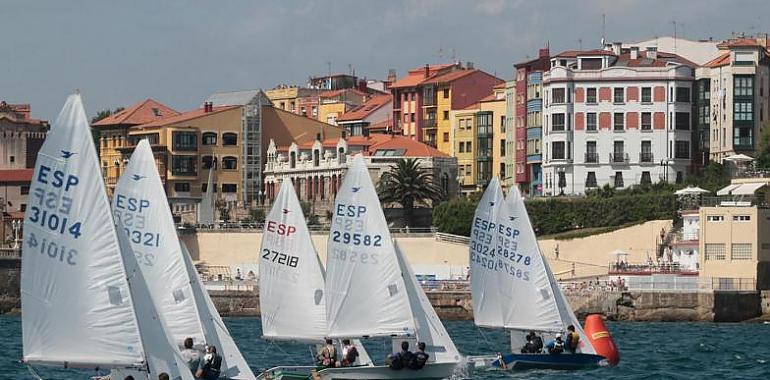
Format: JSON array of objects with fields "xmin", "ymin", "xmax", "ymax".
[
  {"xmin": 725, "ymin": 154, "xmax": 754, "ymax": 162},
  {"xmin": 675, "ymin": 186, "xmax": 710, "ymax": 196}
]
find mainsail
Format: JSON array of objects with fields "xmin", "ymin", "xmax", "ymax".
[
  {"xmin": 181, "ymin": 242, "xmax": 256, "ymax": 379},
  {"xmin": 468, "ymin": 178, "xmax": 506, "ymax": 328},
  {"xmin": 325, "ymin": 155, "xmax": 414, "ymax": 338},
  {"xmin": 199, "ymin": 166, "xmax": 215, "ymax": 224},
  {"xmin": 21, "ymin": 94, "xmax": 144, "ymax": 368},
  {"xmin": 394, "ymin": 241, "xmax": 460, "ymax": 364},
  {"xmin": 259, "ymin": 179, "xmax": 327, "ymax": 341},
  {"xmin": 113, "ymin": 139, "xmax": 205, "ymax": 345}
]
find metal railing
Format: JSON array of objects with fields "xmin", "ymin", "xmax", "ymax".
[
  {"xmin": 701, "ymin": 196, "xmax": 768, "ymax": 208},
  {"xmin": 584, "ymin": 152, "xmax": 599, "ymax": 163},
  {"xmin": 639, "ymin": 152, "xmax": 654, "ymax": 163},
  {"xmin": 434, "ymin": 232, "xmax": 470, "ymax": 245},
  {"xmin": 611, "ymin": 152, "xmax": 629, "ymax": 163}
]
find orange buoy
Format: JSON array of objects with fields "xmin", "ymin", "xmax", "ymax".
[{"xmin": 583, "ymin": 314, "xmax": 620, "ymax": 366}]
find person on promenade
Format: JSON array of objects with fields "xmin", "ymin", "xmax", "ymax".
[
  {"xmin": 180, "ymin": 337, "xmax": 203, "ymax": 375},
  {"xmin": 566, "ymin": 325, "xmax": 580, "ymax": 353}
]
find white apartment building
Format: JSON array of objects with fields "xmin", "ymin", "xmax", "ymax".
[{"xmin": 541, "ymin": 46, "xmax": 695, "ymax": 195}]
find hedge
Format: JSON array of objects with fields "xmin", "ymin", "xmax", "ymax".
[{"xmin": 433, "ymin": 192, "xmax": 677, "ymax": 237}]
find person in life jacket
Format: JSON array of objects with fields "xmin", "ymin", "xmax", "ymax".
[
  {"xmin": 316, "ymin": 339, "xmax": 337, "ymax": 368},
  {"xmin": 521, "ymin": 331, "xmax": 544, "ymax": 353},
  {"xmin": 408, "ymin": 342, "xmax": 430, "ymax": 370},
  {"xmin": 566, "ymin": 325, "xmax": 580, "ymax": 353},
  {"xmin": 387, "ymin": 341, "xmax": 413, "ymax": 370},
  {"xmin": 340, "ymin": 339, "xmax": 359, "ymax": 367},
  {"xmin": 545, "ymin": 334, "xmax": 565, "ymax": 355}
]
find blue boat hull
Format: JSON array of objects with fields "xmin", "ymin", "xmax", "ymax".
[{"xmin": 492, "ymin": 353, "xmax": 606, "ymax": 370}]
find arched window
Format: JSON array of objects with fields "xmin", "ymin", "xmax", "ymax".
[
  {"xmin": 290, "ymin": 151, "xmax": 296, "ymax": 168},
  {"xmin": 313, "ymin": 149, "xmax": 320, "ymax": 167},
  {"xmin": 337, "ymin": 147, "xmax": 345, "ymax": 164},
  {"xmin": 202, "ymin": 132, "xmax": 217, "ymax": 145},
  {"xmin": 222, "ymin": 156, "xmax": 238, "ymax": 170},
  {"xmin": 222, "ymin": 133, "xmax": 238, "ymax": 146}
]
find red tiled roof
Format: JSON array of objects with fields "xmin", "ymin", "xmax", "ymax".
[
  {"xmin": 553, "ymin": 49, "xmax": 616, "ymax": 58},
  {"xmin": 478, "ymin": 93, "xmax": 501, "ymax": 102},
  {"xmin": 336, "ymin": 95, "xmax": 392, "ymax": 122},
  {"xmin": 0, "ymin": 169, "xmax": 33, "ymax": 183},
  {"xmin": 614, "ymin": 51, "xmax": 697, "ymax": 68},
  {"xmin": 717, "ymin": 38, "xmax": 763, "ymax": 49},
  {"xmin": 320, "ymin": 88, "xmax": 367, "ymax": 99},
  {"xmin": 704, "ymin": 52, "xmax": 731, "ymax": 68},
  {"xmin": 0, "ymin": 102, "xmax": 47, "ymax": 125},
  {"xmin": 421, "ymin": 69, "xmax": 477, "ymax": 84},
  {"xmin": 92, "ymin": 98, "xmax": 179, "ymax": 127},
  {"xmin": 389, "ymin": 64, "xmax": 459, "ymax": 88},
  {"xmin": 367, "ymin": 119, "xmax": 394, "ymax": 132},
  {"xmin": 493, "ymin": 82, "xmax": 507, "ymax": 89},
  {"xmin": 136, "ymin": 106, "xmax": 239, "ymax": 128}
]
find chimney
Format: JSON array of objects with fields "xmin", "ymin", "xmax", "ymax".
[
  {"xmin": 611, "ymin": 42, "xmax": 622, "ymax": 55},
  {"xmin": 539, "ymin": 47, "xmax": 550, "ymax": 58},
  {"xmin": 203, "ymin": 102, "xmax": 212, "ymax": 112},
  {"xmin": 630, "ymin": 46, "xmax": 639, "ymax": 60},
  {"xmin": 646, "ymin": 47, "xmax": 657, "ymax": 60},
  {"xmin": 424, "ymin": 63, "xmax": 430, "ymax": 78},
  {"xmin": 357, "ymin": 79, "xmax": 367, "ymax": 92},
  {"xmin": 387, "ymin": 69, "xmax": 397, "ymax": 83}
]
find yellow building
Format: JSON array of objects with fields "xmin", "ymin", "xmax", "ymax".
[
  {"xmin": 317, "ymin": 89, "xmax": 367, "ymax": 125},
  {"xmin": 700, "ymin": 180, "xmax": 770, "ymax": 290},
  {"xmin": 92, "ymin": 99, "xmax": 179, "ymax": 194},
  {"xmin": 451, "ymin": 106, "xmax": 478, "ymax": 195},
  {"xmin": 479, "ymin": 85, "xmax": 507, "ymax": 186},
  {"xmin": 264, "ymin": 86, "xmax": 322, "ymax": 117}
]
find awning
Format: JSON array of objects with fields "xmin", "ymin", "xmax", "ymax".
[
  {"xmin": 731, "ymin": 182, "xmax": 766, "ymax": 195},
  {"xmin": 716, "ymin": 184, "xmax": 740, "ymax": 196}
]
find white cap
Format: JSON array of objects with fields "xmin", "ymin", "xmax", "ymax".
[{"xmin": 556, "ymin": 333, "xmax": 563, "ymax": 338}]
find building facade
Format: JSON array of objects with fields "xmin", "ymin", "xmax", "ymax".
[
  {"xmin": 540, "ymin": 46, "xmax": 696, "ymax": 195},
  {"xmin": 335, "ymin": 94, "xmax": 393, "ymax": 136},
  {"xmin": 0, "ymin": 102, "xmax": 48, "ymax": 170},
  {"xmin": 480, "ymin": 86, "xmax": 507, "ymax": 187},
  {"xmin": 513, "ymin": 48, "xmax": 551, "ymax": 196},
  {"xmin": 450, "ymin": 106, "xmax": 478, "ymax": 194},
  {"xmin": 265, "ymin": 86, "xmax": 322, "ymax": 118}
]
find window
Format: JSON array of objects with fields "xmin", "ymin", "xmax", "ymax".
[
  {"xmin": 641, "ymin": 112, "xmax": 652, "ymax": 130},
  {"xmin": 613, "ymin": 88, "xmax": 624, "ymax": 103},
  {"xmin": 172, "ymin": 132, "xmax": 197, "ymax": 151},
  {"xmin": 202, "ymin": 132, "xmax": 217, "ymax": 145},
  {"xmin": 500, "ymin": 139, "xmax": 506, "ymax": 156},
  {"xmin": 499, "ymin": 163, "xmax": 505, "ymax": 178},
  {"xmin": 586, "ymin": 113, "xmax": 597, "ymax": 131},
  {"xmin": 734, "ymin": 101, "xmax": 753, "ymax": 121},
  {"xmin": 221, "ymin": 184, "xmax": 237, "ymax": 193},
  {"xmin": 174, "ymin": 182, "xmax": 191, "ymax": 192},
  {"xmin": 641, "ymin": 141, "xmax": 653, "ymax": 162},
  {"xmin": 585, "ymin": 141, "xmax": 598, "ymax": 163},
  {"xmin": 201, "ymin": 183, "xmax": 217, "ymax": 193},
  {"xmin": 641, "ymin": 87, "xmax": 652, "ymax": 103},
  {"xmin": 9, "ymin": 156, "xmax": 14, "ymax": 163},
  {"xmin": 706, "ymin": 215, "xmax": 724, "ymax": 222},
  {"xmin": 443, "ymin": 132, "xmax": 449, "ymax": 142},
  {"xmin": 222, "ymin": 133, "xmax": 238, "ymax": 146},
  {"xmin": 675, "ymin": 112, "xmax": 690, "ymax": 130},
  {"xmin": 20, "ymin": 185, "xmax": 30, "ymax": 195},
  {"xmin": 613, "ymin": 113, "xmax": 624, "ymax": 131},
  {"xmin": 458, "ymin": 142, "xmax": 465, "ymax": 153},
  {"xmin": 705, "ymin": 243, "xmax": 726, "ymax": 260},
  {"xmin": 732, "ymin": 243, "xmax": 752, "ymax": 260},
  {"xmin": 613, "ymin": 141, "xmax": 625, "ymax": 162},
  {"xmin": 733, "ymin": 215, "xmax": 751, "ymax": 222},
  {"xmin": 171, "ymin": 156, "xmax": 196, "ymax": 176},
  {"xmin": 443, "ymin": 88, "xmax": 449, "ymax": 98},
  {"xmin": 551, "ymin": 141, "xmax": 565, "ymax": 160},
  {"xmin": 614, "ymin": 171, "xmax": 624, "ymax": 187},
  {"xmin": 640, "ymin": 171, "xmax": 651, "ymax": 185},
  {"xmin": 202, "ymin": 155, "xmax": 215, "ymax": 169},
  {"xmin": 552, "ymin": 88, "xmax": 566, "ymax": 103},
  {"xmin": 585, "ymin": 172, "xmax": 597, "ymax": 188},
  {"xmin": 676, "ymin": 87, "xmax": 690, "ymax": 103},
  {"xmin": 312, "ymin": 106, "xmax": 318, "ymax": 118},
  {"xmin": 411, "ymin": 113, "xmax": 416, "ymax": 122},
  {"xmin": 222, "ymin": 156, "xmax": 237, "ymax": 170},
  {"xmin": 443, "ymin": 110, "xmax": 449, "ymax": 120},
  {"xmin": 500, "ymin": 115, "xmax": 506, "ymax": 133},
  {"xmin": 586, "ymin": 88, "xmax": 597, "ymax": 103},
  {"xmin": 552, "ymin": 113, "xmax": 565, "ymax": 131},
  {"xmin": 735, "ymin": 76, "xmax": 753, "ymax": 96},
  {"xmin": 675, "ymin": 140, "xmax": 690, "ymax": 159}
]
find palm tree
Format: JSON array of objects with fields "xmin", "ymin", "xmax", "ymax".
[{"xmin": 377, "ymin": 158, "xmax": 444, "ymax": 227}]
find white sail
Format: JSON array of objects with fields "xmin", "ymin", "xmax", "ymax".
[
  {"xmin": 113, "ymin": 140, "xmax": 205, "ymax": 346},
  {"xmin": 468, "ymin": 178, "xmax": 506, "ymax": 328},
  {"xmin": 181, "ymin": 242, "xmax": 257, "ymax": 379},
  {"xmin": 394, "ymin": 241, "xmax": 460, "ymax": 364},
  {"xmin": 259, "ymin": 179, "xmax": 327, "ymax": 341},
  {"xmin": 325, "ymin": 155, "xmax": 415, "ymax": 338},
  {"xmin": 21, "ymin": 94, "xmax": 144, "ymax": 368},
  {"xmin": 199, "ymin": 167, "xmax": 215, "ymax": 224},
  {"xmin": 499, "ymin": 187, "xmax": 597, "ymax": 354},
  {"xmin": 117, "ymin": 230, "xmax": 196, "ymax": 380}
]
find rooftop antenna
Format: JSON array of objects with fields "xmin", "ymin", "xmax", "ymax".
[
  {"xmin": 601, "ymin": 13, "xmax": 606, "ymax": 46},
  {"xmin": 348, "ymin": 63, "xmax": 353, "ymax": 75},
  {"xmin": 326, "ymin": 61, "xmax": 332, "ymax": 76},
  {"xmin": 578, "ymin": 38, "xmax": 583, "ymax": 50},
  {"xmin": 672, "ymin": 21, "xmax": 677, "ymax": 53},
  {"xmin": 451, "ymin": 48, "xmax": 457, "ymax": 62}
]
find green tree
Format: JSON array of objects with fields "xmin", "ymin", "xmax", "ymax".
[
  {"xmin": 685, "ymin": 161, "xmax": 730, "ymax": 193},
  {"xmin": 432, "ymin": 197, "xmax": 478, "ymax": 236},
  {"xmin": 243, "ymin": 208, "xmax": 266, "ymax": 223},
  {"xmin": 756, "ymin": 122, "xmax": 770, "ymax": 169},
  {"xmin": 377, "ymin": 158, "xmax": 444, "ymax": 226}
]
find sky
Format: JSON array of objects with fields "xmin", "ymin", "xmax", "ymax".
[{"xmin": 2, "ymin": 0, "xmax": 769, "ymax": 120}]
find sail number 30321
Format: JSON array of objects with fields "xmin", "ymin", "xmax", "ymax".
[{"xmin": 262, "ymin": 249, "xmax": 298, "ymax": 268}]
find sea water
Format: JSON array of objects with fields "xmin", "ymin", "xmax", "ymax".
[{"xmin": 6, "ymin": 316, "xmax": 769, "ymax": 379}]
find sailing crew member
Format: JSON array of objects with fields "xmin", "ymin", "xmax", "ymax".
[
  {"xmin": 496, "ymin": 352, "xmax": 507, "ymax": 369},
  {"xmin": 316, "ymin": 339, "xmax": 337, "ymax": 368},
  {"xmin": 408, "ymin": 342, "xmax": 430, "ymax": 370},
  {"xmin": 158, "ymin": 374, "xmax": 170, "ymax": 380},
  {"xmin": 180, "ymin": 337, "xmax": 203, "ymax": 375},
  {"xmin": 387, "ymin": 341, "xmax": 413, "ymax": 370},
  {"xmin": 521, "ymin": 331, "xmax": 544, "ymax": 353},
  {"xmin": 340, "ymin": 339, "xmax": 359, "ymax": 367},
  {"xmin": 566, "ymin": 325, "xmax": 580, "ymax": 353},
  {"xmin": 545, "ymin": 334, "xmax": 565, "ymax": 355},
  {"xmin": 196, "ymin": 345, "xmax": 223, "ymax": 380}
]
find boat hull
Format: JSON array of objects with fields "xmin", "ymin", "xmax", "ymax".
[
  {"xmin": 493, "ymin": 353, "xmax": 606, "ymax": 370},
  {"xmin": 257, "ymin": 362, "xmax": 457, "ymax": 380}
]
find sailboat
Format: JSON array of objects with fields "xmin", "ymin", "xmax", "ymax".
[
  {"xmin": 113, "ymin": 139, "xmax": 256, "ymax": 379},
  {"xmin": 468, "ymin": 179, "xmax": 618, "ymax": 370},
  {"xmin": 21, "ymin": 93, "xmax": 193, "ymax": 380},
  {"xmin": 318, "ymin": 155, "xmax": 461, "ymax": 379},
  {"xmin": 256, "ymin": 179, "xmax": 373, "ymax": 379}
]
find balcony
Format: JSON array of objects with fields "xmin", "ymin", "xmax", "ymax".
[
  {"xmin": 423, "ymin": 118, "xmax": 437, "ymax": 128},
  {"xmin": 610, "ymin": 152, "xmax": 629, "ymax": 164},
  {"xmin": 585, "ymin": 152, "xmax": 599, "ymax": 163},
  {"xmin": 640, "ymin": 152, "xmax": 654, "ymax": 163}
]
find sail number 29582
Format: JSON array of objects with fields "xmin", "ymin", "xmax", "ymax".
[{"xmin": 331, "ymin": 231, "xmax": 382, "ymax": 246}]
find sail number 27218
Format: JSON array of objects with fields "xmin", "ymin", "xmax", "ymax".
[{"xmin": 262, "ymin": 249, "xmax": 299, "ymax": 268}]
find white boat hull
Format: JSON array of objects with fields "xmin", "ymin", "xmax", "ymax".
[{"xmin": 317, "ymin": 362, "xmax": 458, "ymax": 380}]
